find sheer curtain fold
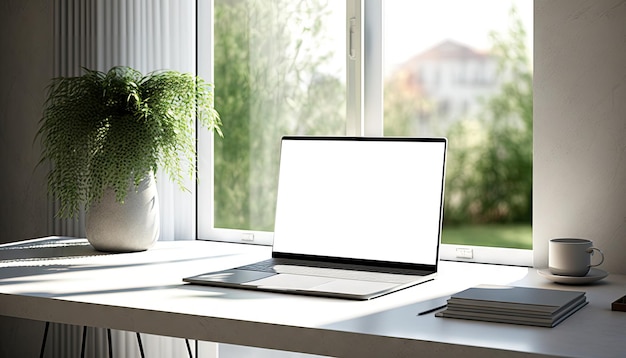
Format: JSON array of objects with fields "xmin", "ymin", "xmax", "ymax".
[
  {"xmin": 52, "ymin": 0, "xmax": 197, "ymax": 242},
  {"xmin": 51, "ymin": 0, "xmax": 97, "ymax": 237},
  {"xmin": 49, "ymin": 2, "xmax": 201, "ymax": 356}
]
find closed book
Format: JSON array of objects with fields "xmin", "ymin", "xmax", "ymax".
[
  {"xmin": 447, "ymin": 285, "xmax": 585, "ymax": 314},
  {"xmin": 447, "ymin": 295, "xmax": 587, "ymax": 318},
  {"xmin": 437, "ymin": 299, "xmax": 587, "ymax": 327},
  {"xmin": 437, "ymin": 285, "xmax": 587, "ymax": 327}
]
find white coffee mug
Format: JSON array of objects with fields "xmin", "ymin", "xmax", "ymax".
[{"xmin": 549, "ymin": 238, "xmax": 604, "ymax": 276}]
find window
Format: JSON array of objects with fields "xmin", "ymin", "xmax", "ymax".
[
  {"xmin": 198, "ymin": 0, "xmax": 348, "ymax": 245},
  {"xmin": 381, "ymin": 0, "xmax": 533, "ymax": 265},
  {"xmin": 198, "ymin": 0, "xmax": 533, "ymax": 265}
]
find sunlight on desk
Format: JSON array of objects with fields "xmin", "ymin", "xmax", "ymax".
[{"xmin": 1, "ymin": 237, "xmax": 625, "ymax": 357}]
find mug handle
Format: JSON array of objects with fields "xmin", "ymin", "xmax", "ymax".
[{"xmin": 587, "ymin": 247, "xmax": 605, "ymax": 267}]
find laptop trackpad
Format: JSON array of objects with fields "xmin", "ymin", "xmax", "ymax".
[
  {"xmin": 246, "ymin": 274, "xmax": 398, "ymax": 294},
  {"xmin": 245, "ymin": 273, "xmax": 332, "ymax": 289},
  {"xmin": 312, "ymin": 279, "xmax": 398, "ymax": 295}
]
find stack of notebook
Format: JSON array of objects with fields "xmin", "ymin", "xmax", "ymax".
[{"xmin": 436, "ymin": 285, "xmax": 587, "ymax": 327}]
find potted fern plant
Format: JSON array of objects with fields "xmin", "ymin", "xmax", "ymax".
[{"xmin": 38, "ymin": 66, "xmax": 221, "ymax": 252}]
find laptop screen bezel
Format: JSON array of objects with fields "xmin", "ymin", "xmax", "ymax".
[{"xmin": 272, "ymin": 136, "xmax": 447, "ymax": 274}]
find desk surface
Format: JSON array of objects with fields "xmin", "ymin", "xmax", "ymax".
[{"xmin": 0, "ymin": 237, "xmax": 625, "ymax": 358}]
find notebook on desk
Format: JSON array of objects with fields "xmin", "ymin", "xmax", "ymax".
[{"xmin": 184, "ymin": 136, "xmax": 447, "ymax": 300}]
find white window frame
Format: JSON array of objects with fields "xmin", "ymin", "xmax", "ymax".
[
  {"xmin": 196, "ymin": 0, "xmax": 533, "ymax": 267},
  {"xmin": 196, "ymin": 0, "xmax": 274, "ymax": 245}
]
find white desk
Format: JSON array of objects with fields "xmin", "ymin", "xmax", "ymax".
[{"xmin": 0, "ymin": 237, "xmax": 625, "ymax": 357}]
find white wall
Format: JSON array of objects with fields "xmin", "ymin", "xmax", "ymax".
[
  {"xmin": 534, "ymin": 0, "xmax": 626, "ymax": 273},
  {"xmin": 0, "ymin": 1, "xmax": 53, "ymax": 356},
  {"xmin": 0, "ymin": 0, "xmax": 51, "ymax": 244}
]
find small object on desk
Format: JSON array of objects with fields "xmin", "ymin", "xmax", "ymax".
[
  {"xmin": 417, "ymin": 304, "xmax": 448, "ymax": 316},
  {"xmin": 436, "ymin": 285, "xmax": 588, "ymax": 327},
  {"xmin": 611, "ymin": 295, "xmax": 626, "ymax": 312},
  {"xmin": 537, "ymin": 268, "xmax": 608, "ymax": 285}
]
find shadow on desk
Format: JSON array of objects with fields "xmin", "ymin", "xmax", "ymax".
[
  {"xmin": 0, "ymin": 237, "xmax": 110, "ymax": 261},
  {"xmin": 0, "ymin": 237, "xmax": 237, "ymax": 281}
]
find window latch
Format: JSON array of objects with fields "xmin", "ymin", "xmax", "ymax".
[{"xmin": 349, "ymin": 17, "xmax": 356, "ymax": 60}]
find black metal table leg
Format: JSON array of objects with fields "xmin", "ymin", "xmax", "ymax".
[{"xmin": 39, "ymin": 321, "xmax": 50, "ymax": 358}]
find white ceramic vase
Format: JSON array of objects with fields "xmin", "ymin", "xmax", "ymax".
[{"xmin": 86, "ymin": 173, "xmax": 160, "ymax": 252}]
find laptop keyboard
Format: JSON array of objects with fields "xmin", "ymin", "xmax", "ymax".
[{"xmin": 238, "ymin": 258, "xmax": 428, "ymax": 284}]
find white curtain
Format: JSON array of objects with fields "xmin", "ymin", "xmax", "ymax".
[
  {"xmin": 51, "ymin": 0, "xmax": 197, "ymax": 241},
  {"xmin": 48, "ymin": 1, "xmax": 212, "ymax": 357}
]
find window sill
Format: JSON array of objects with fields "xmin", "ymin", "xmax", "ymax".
[{"xmin": 440, "ymin": 243, "xmax": 533, "ymax": 267}]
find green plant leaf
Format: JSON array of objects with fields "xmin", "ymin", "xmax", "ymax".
[{"xmin": 37, "ymin": 66, "xmax": 221, "ymax": 218}]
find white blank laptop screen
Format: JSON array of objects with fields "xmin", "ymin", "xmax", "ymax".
[{"xmin": 273, "ymin": 137, "xmax": 446, "ymax": 266}]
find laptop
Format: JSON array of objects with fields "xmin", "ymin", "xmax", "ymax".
[{"xmin": 184, "ymin": 136, "xmax": 447, "ymax": 300}]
